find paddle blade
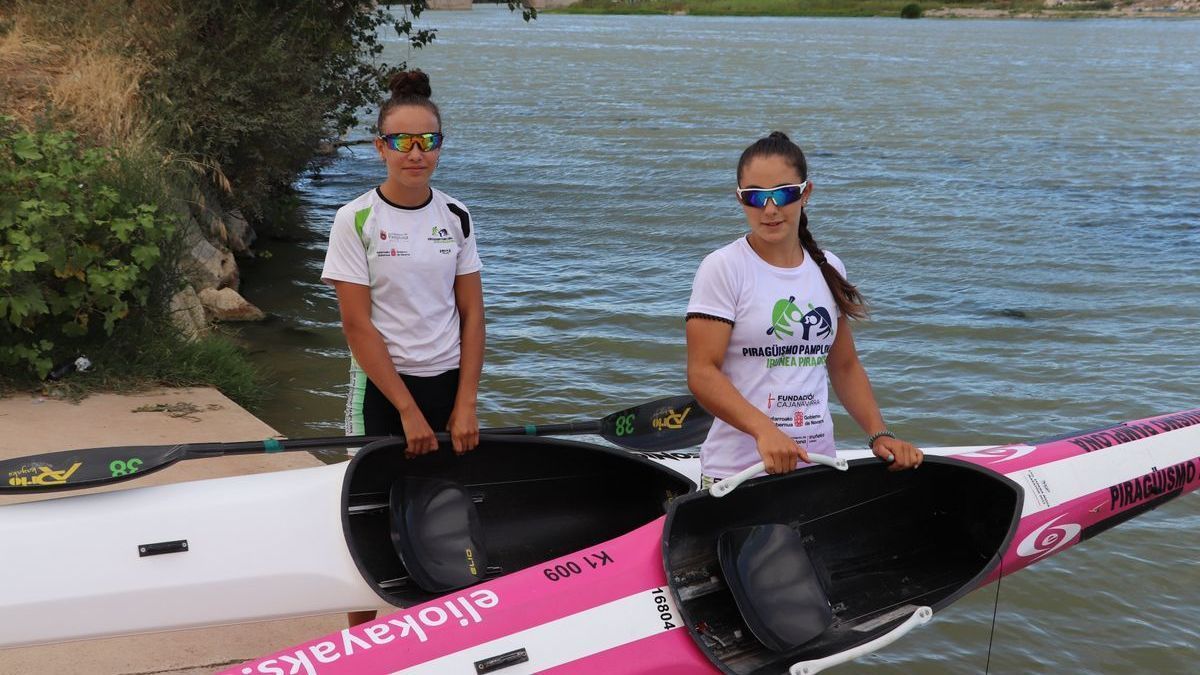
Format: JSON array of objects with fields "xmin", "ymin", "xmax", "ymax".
[
  {"xmin": 599, "ymin": 395, "xmax": 712, "ymax": 451},
  {"xmin": 0, "ymin": 444, "xmax": 185, "ymax": 493}
]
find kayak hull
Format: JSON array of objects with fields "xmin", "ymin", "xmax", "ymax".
[
  {"xmin": 1, "ymin": 462, "xmax": 376, "ymax": 648},
  {"xmin": 0, "ymin": 435, "xmax": 694, "ymax": 649}
]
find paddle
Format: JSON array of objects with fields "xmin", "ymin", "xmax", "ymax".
[{"xmin": 0, "ymin": 394, "xmax": 710, "ymax": 493}]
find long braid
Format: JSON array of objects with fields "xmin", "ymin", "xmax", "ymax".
[
  {"xmin": 739, "ymin": 131, "xmax": 867, "ymax": 320},
  {"xmin": 797, "ymin": 208, "xmax": 866, "ymax": 320}
]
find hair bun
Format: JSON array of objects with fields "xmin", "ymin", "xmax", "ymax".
[
  {"xmin": 767, "ymin": 130, "xmax": 791, "ymax": 142},
  {"xmin": 388, "ymin": 70, "xmax": 432, "ymax": 99}
]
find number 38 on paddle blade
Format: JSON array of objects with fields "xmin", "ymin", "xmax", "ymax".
[{"xmin": 597, "ymin": 394, "xmax": 712, "ymax": 452}]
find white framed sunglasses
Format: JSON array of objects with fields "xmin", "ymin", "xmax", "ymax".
[{"xmin": 736, "ymin": 182, "xmax": 808, "ymax": 208}]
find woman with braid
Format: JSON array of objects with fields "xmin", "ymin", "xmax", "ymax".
[{"xmin": 686, "ymin": 132, "xmax": 921, "ymax": 486}]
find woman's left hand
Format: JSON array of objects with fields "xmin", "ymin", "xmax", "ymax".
[
  {"xmin": 873, "ymin": 436, "xmax": 923, "ymax": 471},
  {"xmin": 447, "ymin": 405, "xmax": 480, "ymax": 454}
]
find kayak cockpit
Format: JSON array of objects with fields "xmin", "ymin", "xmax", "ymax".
[
  {"xmin": 664, "ymin": 457, "xmax": 1021, "ymax": 674},
  {"xmin": 343, "ymin": 434, "xmax": 694, "ymax": 607},
  {"xmin": 389, "ymin": 476, "xmax": 489, "ymax": 593}
]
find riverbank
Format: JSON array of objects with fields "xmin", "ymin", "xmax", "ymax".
[
  {"xmin": 0, "ymin": 388, "xmax": 371, "ymax": 674},
  {"xmin": 558, "ymin": 0, "xmax": 1200, "ymax": 17}
]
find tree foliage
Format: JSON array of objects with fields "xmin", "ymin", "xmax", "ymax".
[{"xmin": 139, "ymin": 1, "xmax": 534, "ymax": 224}]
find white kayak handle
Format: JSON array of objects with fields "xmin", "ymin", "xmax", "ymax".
[
  {"xmin": 788, "ymin": 606, "xmax": 933, "ymax": 675},
  {"xmin": 710, "ymin": 454, "xmax": 848, "ymax": 499}
]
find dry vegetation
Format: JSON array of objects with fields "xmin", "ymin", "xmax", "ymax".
[
  {"xmin": 0, "ymin": 14, "xmax": 64, "ymax": 124},
  {"xmin": 1, "ymin": 4, "xmax": 155, "ymax": 150}
]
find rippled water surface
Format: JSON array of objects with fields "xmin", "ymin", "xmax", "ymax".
[{"xmin": 235, "ymin": 8, "xmax": 1199, "ymax": 673}]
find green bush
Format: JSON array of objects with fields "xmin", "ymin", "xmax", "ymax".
[
  {"xmin": 900, "ymin": 3, "xmax": 923, "ymax": 18},
  {"xmin": 0, "ymin": 119, "xmax": 177, "ymax": 379}
]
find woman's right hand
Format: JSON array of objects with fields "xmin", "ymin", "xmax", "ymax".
[
  {"xmin": 400, "ymin": 409, "xmax": 438, "ymax": 456},
  {"xmin": 754, "ymin": 425, "xmax": 811, "ymax": 474}
]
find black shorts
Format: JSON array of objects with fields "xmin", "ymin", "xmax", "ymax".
[{"xmin": 359, "ymin": 369, "xmax": 460, "ymax": 436}]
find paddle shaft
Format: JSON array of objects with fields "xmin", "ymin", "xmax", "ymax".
[
  {"xmin": 2, "ymin": 394, "xmax": 706, "ymax": 492},
  {"xmin": 180, "ymin": 422, "xmax": 602, "ymax": 457}
]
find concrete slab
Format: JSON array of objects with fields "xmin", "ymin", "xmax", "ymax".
[{"xmin": 0, "ymin": 388, "xmax": 386, "ymax": 674}]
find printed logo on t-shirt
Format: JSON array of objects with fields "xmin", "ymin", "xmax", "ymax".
[
  {"xmin": 767, "ymin": 393, "xmax": 816, "ymax": 409},
  {"xmin": 428, "ymin": 225, "xmax": 454, "ymax": 243},
  {"xmin": 766, "ymin": 296, "xmax": 833, "ymax": 341},
  {"xmin": 741, "ymin": 296, "xmax": 835, "ymax": 369},
  {"xmin": 767, "ymin": 408, "xmax": 822, "ymax": 429},
  {"xmin": 765, "ymin": 394, "xmax": 810, "ymax": 427},
  {"xmin": 380, "ymin": 230, "xmax": 408, "ymax": 242}
]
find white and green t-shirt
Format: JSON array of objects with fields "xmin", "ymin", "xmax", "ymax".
[
  {"xmin": 687, "ymin": 237, "xmax": 845, "ymax": 479},
  {"xmin": 322, "ymin": 187, "xmax": 481, "ymax": 376}
]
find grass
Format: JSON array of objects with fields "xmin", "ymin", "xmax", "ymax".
[{"xmin": 0, "ymin": 330, "xmax": 267, "ymax": 411}]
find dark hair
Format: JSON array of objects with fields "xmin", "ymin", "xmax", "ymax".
[
  {"xmin": 737, "ymin": 131, "xmax": 866, "ymax": 320},
  {"xmin": 377, "ymin": 69, "xmax": 442, "ymax": 131}
]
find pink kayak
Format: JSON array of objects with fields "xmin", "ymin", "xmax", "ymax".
[{"xmin": 228, "ymin": 408, "xmax": 1199, "ymax": 674}]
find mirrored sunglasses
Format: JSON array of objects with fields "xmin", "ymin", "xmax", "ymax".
[
  {"xmin": 736, "ymin": 182, "xmax": 808, "ymax": 208},
  {"xmin": 379, "ymin": 132, "xmax": 444, "ymax": 153}
]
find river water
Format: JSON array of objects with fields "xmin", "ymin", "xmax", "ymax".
[{"xmin": 235, "ymin": 7, "xmax": 1199, "ymax": 672}]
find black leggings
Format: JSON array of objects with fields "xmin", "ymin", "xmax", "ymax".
[{"xmin": 361, "ymin": 369, "xmax": 460, "ymax": 436}]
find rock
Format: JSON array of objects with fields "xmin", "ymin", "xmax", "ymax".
[
  {"xmin": 181, "ymin": 220, "xmax": 239, "ymax": 291},
  {"xmin": 221, "ymin": 208, "xmax": 257, "ymax": 256},
  {"xmin": 198, "ymin": 287, "xmax": 266, "ymax": 322},
  {"xmin": 169, "ymin": 286, "xmax": 210, "ymax": 340}
]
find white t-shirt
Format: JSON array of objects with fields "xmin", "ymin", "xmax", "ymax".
[
  {"xmin": 687, "ymin": 237, "xmax": 846, "ymax": 478},
  {"xmin": 322, "ymin": 187, "xmax": 482, "ymax": 376}
]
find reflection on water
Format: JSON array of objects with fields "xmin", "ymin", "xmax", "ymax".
[{"xmin": 235, "ymin": 8, "xmax": 1199, "ymax": 672}]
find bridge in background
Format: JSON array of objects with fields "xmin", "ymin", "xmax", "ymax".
[{"xmin": 427, "ymin": 1, "xmax": 579, "ymax": 9}]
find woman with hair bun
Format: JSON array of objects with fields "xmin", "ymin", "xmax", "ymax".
[
  {"xmin": 686, "ymin": 132, "xmax": 920, "ymax": 487},
  {"xmin": 322, "ymin": 70, "xmax": 485, "ymax": 625}
]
